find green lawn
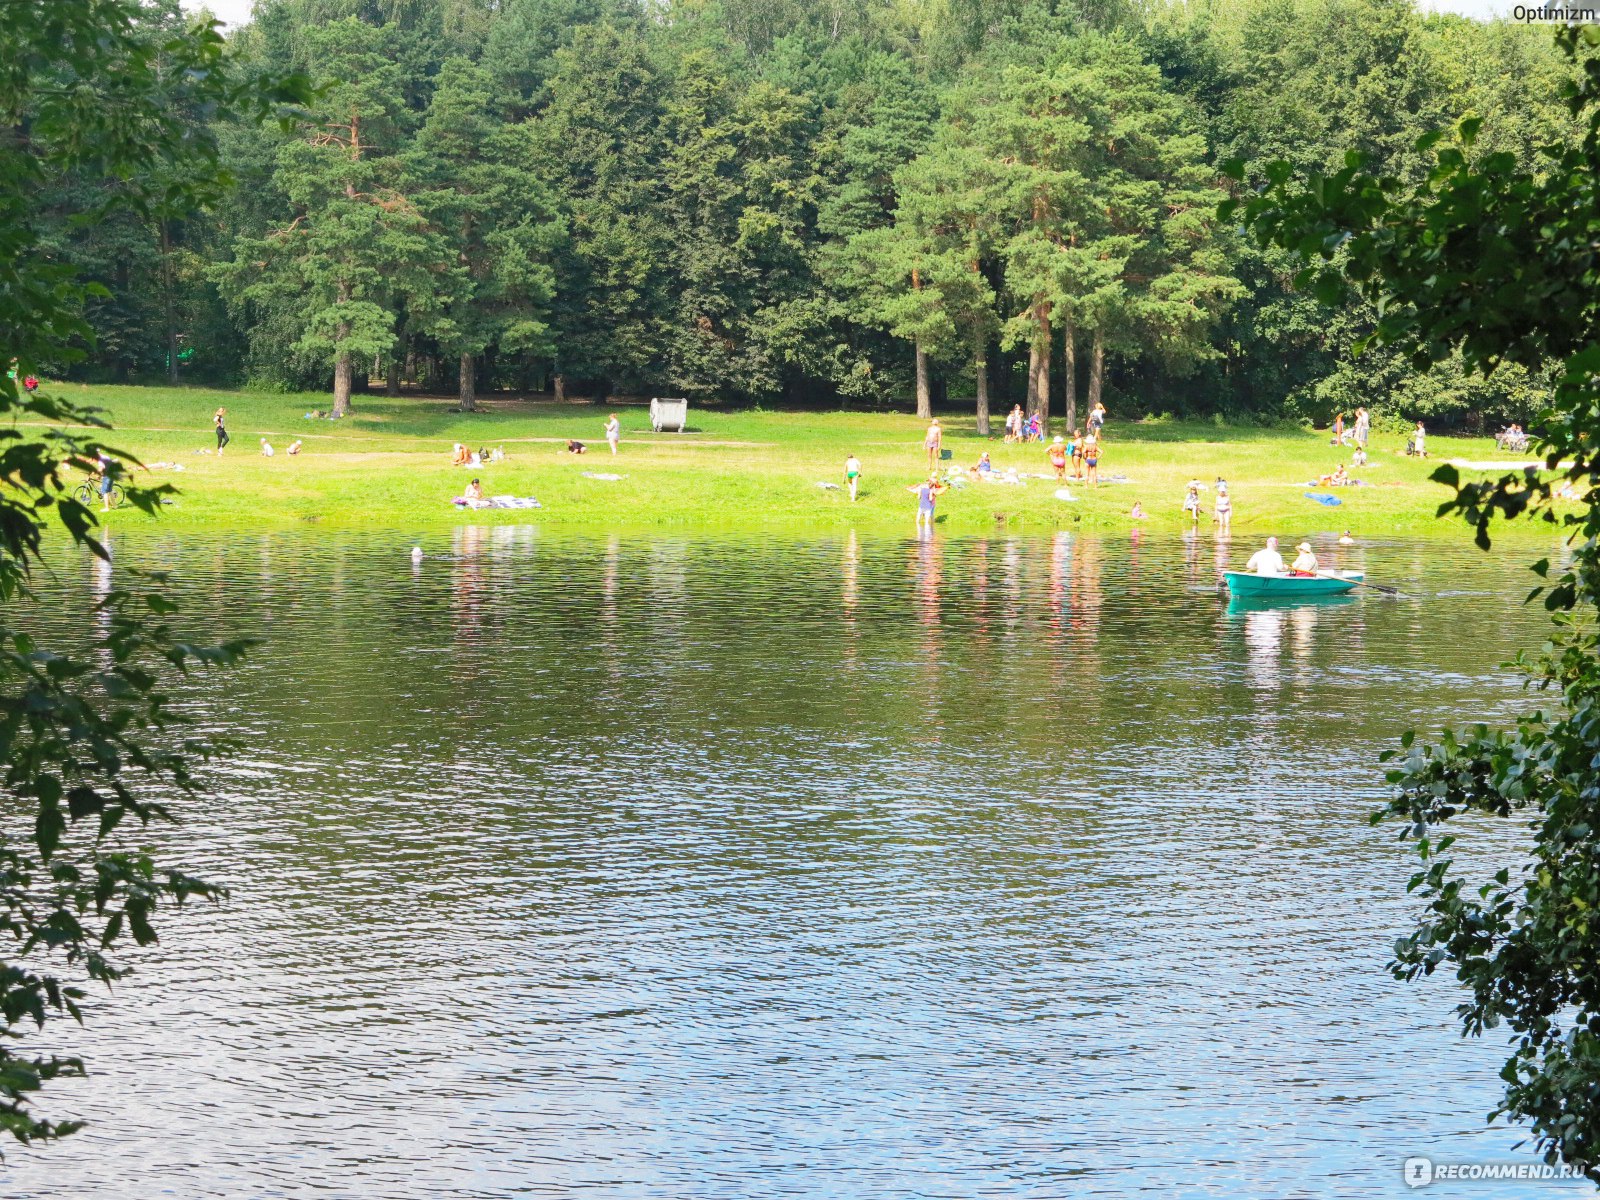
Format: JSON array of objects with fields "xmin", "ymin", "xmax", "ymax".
[{"xmin": 49, "ymin": 381, "xmax": 1561, "ymax": 539}]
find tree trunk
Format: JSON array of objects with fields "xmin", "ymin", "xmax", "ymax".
[
  {"xmin": 1088, "ymin": 326, "xmax": 1105, "ymax": 413},
  {"xmin": 1025, "ymin": 340, "xmax": 1041, "ymax": 416},
  {"xmin": 386, "ymin": 356, "xmax": 400, "ymax": 397},
  {"xmin": 333, "ymin": 345, "xmax": 353, "ymax": 418},
  {"xmin": 1064, "ymin": 318, "xmax": 1078, "ymax": 432},
  {"xmin": 1035, "ymin": 308, "xmax": 1051, "ymax": 437},
  {"xmin": 914, "ymin": 340, "xmax": 931, "ymax": 419},
  {"xmin": 1026, "ymin": 301, "xmax": 1051, "ymax": 436},
  {"xmin": 974, "ymin": 353, "xmax": 991, "ymax": 436},
  {"xmin": 554, "ymin": 373, "xmax": 566, "ymax": 404},
  {"xmin": 160, "ymin": 219, "xmax": 179, "ymax": 385},
  {"xmin": 459, "ymin": 351, "xmax": 476, "ymax": 413}
]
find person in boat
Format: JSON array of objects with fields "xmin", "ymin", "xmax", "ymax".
[
  {"xmin": 1245, "ymin": 536, "xmax": 1285, "ymax": 576},
  {"xmin": 1291, "ymin": 542, "xmax": 1319, "ymax": 575}
]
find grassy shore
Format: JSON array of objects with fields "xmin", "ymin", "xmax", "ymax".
[{"xmin": 48, "ymin": 382, "xmax": 1560, "ymax": 540}]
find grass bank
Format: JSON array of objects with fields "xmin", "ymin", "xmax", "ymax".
[{"xmin": 50, "ymin": 382, "xmax": 1560, "ymax": 541}]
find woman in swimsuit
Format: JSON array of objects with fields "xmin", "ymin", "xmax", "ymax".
[
  {"xmin": 1048, "ymin": 436, "xmax": 1068, "ymax": 480},
  {"xmin": 1082, "ymin": 430, "xmax": 1100, "ymax": 485},
  {"xmin": 844, "ymin": 453, "xmax": 862, "ymax": 501}
]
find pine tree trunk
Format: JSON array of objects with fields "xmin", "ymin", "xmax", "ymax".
[
  {"xmin": 386, "ymin": 356, "xmax": 400, "ymax": 396},
  {"xmin": 333, "ymin": 345, "xmax": 353, "ymax": 418},
  {"xmin": 974, "ymin": 353, "xmax": 991, "ymax": 436},
  {"xmin": 459, "ymin": 351, "xmax": 476, "ymax": 413},
  {"xmin": 1064, "ymin": 319, "xmax": 1078, "ymax": 432},
  {"xmin": 1035, "ymin": 306, "xmax": 1051, "ymax": 437},
  {"xmin": 1088, "ymin": 327, "xmax": 1105, "ymax": 413},
  {"xmin": 160, "ymin": 220, "xmax": 178, "ymax": 385},
  {"xmin": 1025, "ymin": 340, "xmax": 1041, "ymax": 416},
  {"xmin": 914, "ymin": 340, "xmax": 931, "ymax": 419}
]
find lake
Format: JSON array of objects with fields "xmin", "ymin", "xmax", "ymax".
[{"xmin": 0, "ymin": 528, "xmax": 1577, "ymax": 1198}]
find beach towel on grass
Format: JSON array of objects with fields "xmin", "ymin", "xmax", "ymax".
[
  {"xmin": 453, "ymin": 496, "xmax": 543, "ymax": 510},
  {"xmin": 1304, "ymin": 492, "xmax": 1342, "ymax": 506},
  {"xmin": 581, "ymin": 472, "xmax": 625, "ymax": 481}
]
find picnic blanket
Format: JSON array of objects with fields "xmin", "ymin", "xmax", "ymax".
[
  {"xmin": 580, "ymin": 472, "xmax": 625, "ymax": 481},
  {"xmin": 453, "ymin": 496, "xmax": 543, "ymax": 510},
  {"xmin": 1304, "ymin": 492, "xmax": 1342, "ymax": 507}
]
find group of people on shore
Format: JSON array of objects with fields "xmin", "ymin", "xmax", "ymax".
[
  {"xmin": 841, "ymin": 406, "xmax": 1115, "ymax": 526},
  {"xmin": 1181, "ymin": 479, "xmax": 1233, "ymax": 534}
]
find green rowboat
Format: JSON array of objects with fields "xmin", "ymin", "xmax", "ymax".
[{"xmin": 1223, "ymin": 570, "xmax": 1363, "ymax": 599}]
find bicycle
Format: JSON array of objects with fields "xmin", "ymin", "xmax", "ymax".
[{"xmin": 74, "ymin": 473, "xmax": 124, "ymax": 509}]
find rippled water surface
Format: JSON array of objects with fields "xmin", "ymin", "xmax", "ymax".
[{"xmin": 0, "ymin": 528, "xmax": 1580, "ymax": 1198}]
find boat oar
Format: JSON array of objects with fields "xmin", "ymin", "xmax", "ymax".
[{"xmin": 1321, "ymin": 571, "xmax": 1400, "ymax": 596}]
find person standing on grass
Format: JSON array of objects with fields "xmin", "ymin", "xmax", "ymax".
[
  {"xmin": 1082, "ymin": 428, "xmax": 1101, "ymax": 484},
  {"xmin": 96, "ymin": 451, "xmax": 114, "ymax": 512},
  {"xmin": 844, "ymin": 453, "xmax": 862, "ymax": 501},
  {"xmin": 1005, "ymin": 405, "xmax": 1023, "ymax": 442},
  {"xmin": 1069, "ymin": 429, "xmax": 1085, "ymax": 480},
  {"xmin": 924, "ymin": 418, "xmax": 943, "ymax": 471},
  {"xmin": 1213, "ymin": 485, "xmax": 1233, "ymax": 536},
  {"xmin": 605, "ymin": 413, "xmax": 620, "ymax": 455},
  {"xmin": 1048, "ymin": 436, "xmax": 1068, "ymax": 480},
  {"xmin": 910, "ymin": 476, "xmax": 946, "ymax": 532},
  {"xmin": 1182, "ymin": 480, "xmax": 1202, "ymax": 524},
  {"xmin": 1088, "ymin": 401, "xmax": 1107, "ymax": 437},
  {"xmin": 1332, "ymin": 410, "xmax": 1345, "ymax": 445},
  {"xmin": 214, "ymin": 407, "xmax": 230, "ymax": 455},
  {"xmin": 1354, "ymin": 406, "xmax": 1370, "ymax": 448}
]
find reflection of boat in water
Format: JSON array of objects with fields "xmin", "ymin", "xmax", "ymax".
[
  {"xmin": 1227, "ymin": 592, "xmax": 1356, "ymax": 616},
  {"xmin": 1223, "ymin": 570, "xmax": 1363, "ymax": 600}
]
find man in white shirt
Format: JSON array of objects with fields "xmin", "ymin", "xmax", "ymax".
[{"xmin": 1245, "ymin": 536, "xmax": 1285, "ymax": 576}]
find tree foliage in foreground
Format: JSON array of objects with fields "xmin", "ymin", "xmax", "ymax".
[
  {"xmin": 0, "ymin": 0, "xmax": 302, "ymax": 1144},
  {"xmin": 1228, "ymin": 24, "xmax": 1600, "ymax": 1178}
]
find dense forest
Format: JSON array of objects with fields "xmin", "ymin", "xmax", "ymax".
[{"xmin": 32, "ymin": 0, "xmax": 1578, "ymax": 428}]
